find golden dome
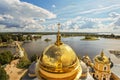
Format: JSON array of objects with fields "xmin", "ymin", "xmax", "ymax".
[
  {"xmin": 35, "ymin": 23, "xmax": 82, "ymax": 80},
  {"xmin": 40, "ymin": 43, "xmax": 78, "ymax": 73},
  {"xmin": 94, "ymin": 51, "xmax": 110, "ymax": 64},
  {"xmin": 36, "ymin": 43, "xmax": 82, "ymax": 80}
]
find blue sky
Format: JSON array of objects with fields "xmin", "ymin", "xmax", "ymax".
[{"xmin": 0, "ymin": 0, "xmax": 120, "ymax": 33}]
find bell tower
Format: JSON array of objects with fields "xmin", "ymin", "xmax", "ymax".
[{"xmin": 93, "ymin": 51, "xmax": 111, "ymax": 80}]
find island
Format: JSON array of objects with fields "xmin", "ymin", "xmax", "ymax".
[
  {"xmin": 81, "ymin": 36, "xmax": 99, "ymax": 40},
  {"xmin": 44, "ymin": 38, "xmax": 51, "ymax": 42}
]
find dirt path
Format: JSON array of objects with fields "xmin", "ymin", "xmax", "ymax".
[{"xmin": 4, "ymin": 59, "xmax": 27, "ymax": 80}]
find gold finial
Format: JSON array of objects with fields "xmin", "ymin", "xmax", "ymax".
[
  {"xmin": 55, "ymin": 23, "xmax": 62, "ymax": 46},
  {"xmin": 101, "ymin": 50, "xmax": 104, "ymax": 57},
  {"xmin": 58, "ymin": 23, "xmax": 60, "ymax": 32}
]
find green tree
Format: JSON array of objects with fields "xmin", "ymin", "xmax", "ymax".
[
  {"xmin": 11, "ymin": 35, "xmax": 18, "ymax": 41},
  {"xmin": 17, "ymin": 34, "xmax": 26, "ymax": 41},
  {"xmin": 0, "ymin": 51, "xmax": 13, "ymax": 65},
  {"xmin": 7, "ymin": 39, "xmax": 13, "ymax": 44},
  {"xmin": 0, "ymin": 65, "xmax": 9, "ymax": 80},
  {"xmin": 17, "ymin": 58, "xmax": 31, "ymax": 68},
  {"xmin": 17, "ymin": 49, "xmax": 31, "ymax": 68},
  {"xmin": 1, "ymin": 34, "xmax": 8, "ymax": 42},
  {"xmin": 0, "ymin": 37, "xmax": 2, "ymax": 43},
  {"xmin": 27, "ymin": 35, "xmax": 33, "ymax": 40}
]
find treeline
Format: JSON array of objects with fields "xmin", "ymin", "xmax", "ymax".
[
  {"xmin": 0, "ymin": 33, "xmax": 41, "ymax": 43},
  {"xmin": 99, "ymin": 33, "xmax": 120, "ymax": 39},
  {"xmin": 62, "ymin": 33, "xmax": 120, "ymax": 39}
]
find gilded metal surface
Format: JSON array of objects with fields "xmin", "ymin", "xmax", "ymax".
[
  {"xmin": 55, "ymin": 23, "xmax": 62, "ymax": 46},
  {"xmin": 35, "ymin": 23, "xmax": 82, "ymax": 79},
  {"xmin": 40, "ymin": 43, "xmax": 78, "ymax": 73},
  {"xmin": 36, "ymin": 56, "xmax": 82, "ymax": 80},
  {"xmin": 94, "ymin": 51, "xmax": 110, "ymax": 64}
]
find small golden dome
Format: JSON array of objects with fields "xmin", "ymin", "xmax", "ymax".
[{"xmin": 94, "ymin": 51, "xmax": 110, "ymax": 64}]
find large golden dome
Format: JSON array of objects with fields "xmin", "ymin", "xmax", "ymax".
[
  {"xmin": 41, "ymin": 43, "xmax": 78, "ymax": 72},
  {"xmin": 35, "ymin": 23, "xmax": 82, "ymax": 80}
]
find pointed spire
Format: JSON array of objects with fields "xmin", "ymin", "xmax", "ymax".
[
  {"xmin": 101, "ymin": 49, "xmax": 104, "ymax": 57},
  {"xmin": 55, "ymin": 23, "xmax": 62, "ymax": 46},
  {"xmin": 58, "ymin": 23, "xmax": 60, "ymax": 33}
]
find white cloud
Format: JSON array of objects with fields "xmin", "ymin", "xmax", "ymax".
[
  {"xmin": 109, "ymin": 12, "xmax": 120, "ymax": 18},
  {"xmin": 0, "ymin": 14, "xmax": 14, "ymax": 20},
  {"xmin": 0, "ymin": 0, "xmax": 56, "ymax": 31},
  {"xmin": 0, "ymin": 16, "xmax": 4, "ymax": 21},
  {"xmin": 79, "ymin": 4, "xmax": 120, "ymax": 14},
  {"xmin": 52, "ymin": 5, "xmax": 56, "ymax": 8},
  {"xmin": 108, "ymin": 12, "xmax": 120, "ymax": 31},
  {"xmin": 45, "ymin": 12, "xmax": 120, "ymax": 33},
  {"xmin": 0, "ymin": 0, "xmax": 120, "ymax": 33}
]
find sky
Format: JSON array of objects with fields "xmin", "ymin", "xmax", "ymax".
[{"xmin": 0, "ymin": 0, "xmax": 120, "ymax": 33}]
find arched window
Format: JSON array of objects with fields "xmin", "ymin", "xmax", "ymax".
[
  {"xmin": 96, "ymin": 75, "xmax": 98, "ymax": 78},
  {"xmin": 104, "ymin": 66, "xmax": 107, "ymax": 71},
  {"xmin": 103, "ymin": 65, "xmax": 107, "ymax": 71},
  {"xmin": 103, "ymin": 78, "xmax": 106, "ymax": 80}
]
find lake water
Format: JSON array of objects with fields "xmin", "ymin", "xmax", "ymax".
[
  {"xmin": 22, "ymin": 35, "xmax": 120, "ymax": 64},
  {"xmin": 0, "ymin": 35, "xmax": 120, "ymax": 64},
  {"xmin": 1, "ymin": 35, "xmax": 120, "ymax": 78}
]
